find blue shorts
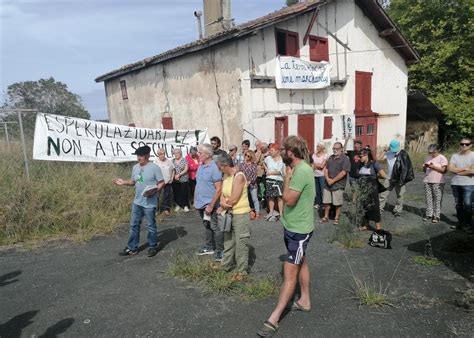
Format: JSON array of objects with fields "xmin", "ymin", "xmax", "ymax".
[{"xmin": 284, "ymin": 229, "xmax": 313, "ymax": 265}]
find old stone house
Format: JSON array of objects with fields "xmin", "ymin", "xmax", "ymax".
[{"xmin": 95, "ymin": 0, "xmax": 419, "ymax": 152}]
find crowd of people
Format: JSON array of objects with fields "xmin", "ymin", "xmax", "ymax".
[{"xmin": 113, "ymin": 134, "xmax": 472, "ymax": 336}]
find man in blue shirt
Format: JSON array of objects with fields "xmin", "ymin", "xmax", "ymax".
[
  {"xmin": 113, "ymin": 145, "xmax": 164, "ymax": 257},
  {"xmin": 195, "ymin": 143, "xmax": 224, "ymax": 261}
]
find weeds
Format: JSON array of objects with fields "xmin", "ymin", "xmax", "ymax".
[
  {"xmin": 412, "ymin": 255, "xmax": 442, "ymax": 266},
  {"xmin": 329, "ymin": 216, "xmax": 366, "ymax": 249},
  {"xmin": 165, "ymin": 253, "xmax": 279, "ymax": 300},
  {"xmin": 0, "ymin": 143, "xmax": 133, "ymax": 245},
  {"xmin": 351, "ymin": 277, "xmax": 393, "ymax": 307}
]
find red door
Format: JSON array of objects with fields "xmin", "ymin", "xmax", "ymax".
[
  {"xmin": 297, "ymin": 114, "xmax": 315, "ymax": 152},
  {"xmin": 274, "ymin": 117, "xmax": 288, "ymax": 145},
  {"xmin": 355, "ymin": 71, "xmax": 377, "ymax": 150}
]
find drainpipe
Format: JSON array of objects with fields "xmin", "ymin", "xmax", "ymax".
[{"xmin": 194, "ymin": 11, "xmax": 203, "ymax": 39}]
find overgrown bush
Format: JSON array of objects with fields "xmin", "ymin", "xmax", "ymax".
[{"xmin": 0, "ymin": 143, "xmax": 134, "ymax": 245}]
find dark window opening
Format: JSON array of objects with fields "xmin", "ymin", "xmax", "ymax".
[
  {"xmin": 356, "ymin": 125, "xmax": 364, "ymax": 136},
  {"xmin": 275, "ymin": 29, "xmax": 299, "ymax": 57},
  {"xmin": 120, "ymin": 80, "xmax": 128, "ymax": 100},
  {"xmin": 367, "ymin": 124, "xmax": 374, "ymax": 135}
]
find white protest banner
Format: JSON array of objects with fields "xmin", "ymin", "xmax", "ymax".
[
  {"xmin": 33, "ymin": 113, "xmax": 209, "ymax": 162},
  {"xmin": 275, "ymin": 56, "xmax": 331, "ymax": 89}
]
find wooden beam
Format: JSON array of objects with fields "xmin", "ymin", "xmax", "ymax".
[
  {"xmin": 378, "ymin": 28, "xmax": 396, "ymax": 37},
  {"xmin": 316, "ymin": 22, "xmax": 351, "ymax": 51},
  {"xmin": 303, "ymin": 9, "xmax": 319, "ymax": 45}
]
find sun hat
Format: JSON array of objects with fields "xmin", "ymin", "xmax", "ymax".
[{"xmin": 389, "ymin": 140, "xmax": 400, "ymax": 153}]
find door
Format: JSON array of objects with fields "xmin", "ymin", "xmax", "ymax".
[
  {"xmin": 297, "ymin": 114, "xmax": 315, "ymax": 152},
  {"xmin": 274, "ymin": 117, "xmax": 288, "ymax": 145},
  {"xmin": 355, "ymin": 71, "xmax": 377, "ymax": 150}
]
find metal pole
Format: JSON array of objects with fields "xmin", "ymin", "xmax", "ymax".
[
  {"xmin": 17, "ymin": 111, "xmax": 30, "ymax": 179},
  {"xmin": 3, "ymin": 123, "xmax": 9, "ymax": 145}
]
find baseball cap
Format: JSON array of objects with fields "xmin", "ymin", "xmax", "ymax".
[{"xmin": 389, "ymin": 140, "xmax": 400, "ymax": 153}]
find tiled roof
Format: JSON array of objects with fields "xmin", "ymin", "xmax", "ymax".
[{"xmin": 95, "ymin": 0, "xmax": 419, "ymax": 83}]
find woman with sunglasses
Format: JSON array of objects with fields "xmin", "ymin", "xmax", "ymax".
[
  {"xmin": 448, "ymin": 137, "xmax": 473, "ymax": 233},
  {"xmin": 357, "ymin": 148, "xmax": 387, "ymax": 231},
  {"xmin": 422, "ymin": 144, "xmax": 448, "ymax": 223}
]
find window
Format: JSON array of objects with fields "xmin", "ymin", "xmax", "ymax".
[
  {"xmin": 355, "ymin": 125, "xmax": 364, "ymax": 136},
  {"xmin": 120, "ymin": 80, "xmax": 128, "ymax": 100},
  {"xmin": 275, "ymin": 29, "xmax": 299, "ymax": 57},
  {"xmin": 309, "ymin": 36, "xmax": 329, "ymax": 62},
  {"xmin": 367, "ymin": 124, "xmax": 374, "ymax": 135},
  {"xmin": 162, "ymin": 117, "xmax": 173, "ymax": 129},
  {"xmin": 323, "ymin": 116, "xmax": 333, "ymax": 139}
]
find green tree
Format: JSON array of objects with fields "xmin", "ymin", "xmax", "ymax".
[
  {"xmin": 286, "ymin": 0, "xmax": 299, "ymax": 6},
  {"xmin": 388, "ymin": 0, "xmax": 473, "ymax": 140},
  {"xmin": 2, "ymin": 77, "xmax": 90, "ymax": 136}
]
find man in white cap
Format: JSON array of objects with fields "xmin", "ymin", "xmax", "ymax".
[{"xmin": 378, "ymin": 139, "xmax": 414, "ymax": 217}]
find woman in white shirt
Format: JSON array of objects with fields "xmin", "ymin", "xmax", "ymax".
[
  {"xmin": 263, "ymin": 143, "xmax": 285, "ymax": 221},
  {"xmin": 312, "ymin": 143, "xmax": 327, "ymax": 210}
]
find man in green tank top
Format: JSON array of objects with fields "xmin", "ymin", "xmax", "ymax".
[{"xmin": 257, "ymin": 136, "xmax": 316, "ymax": 337}]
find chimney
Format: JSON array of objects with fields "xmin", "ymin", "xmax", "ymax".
[{"xmin": 203, "ymin": 0, "xmax": 232, "ymax": 37}]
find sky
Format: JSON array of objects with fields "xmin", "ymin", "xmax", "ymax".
[{"xmin": 0, "ymin": 0, "xmax": 284, "ymax": 120}]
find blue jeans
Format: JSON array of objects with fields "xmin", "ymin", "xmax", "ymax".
[
  {"xmin": 451, "ymin": 185, "xmax": 473, "ymax": 228},
  {"xmin": 127, "ymin": 203, "xmax": 158, "ymax": 251},
  {"xmin": 314, "ymin": 176, "xmax": 325, "ymax": 207}
]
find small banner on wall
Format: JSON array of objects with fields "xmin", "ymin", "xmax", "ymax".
[
  {"xmin": 341, "ymin": 115, "xmax": 355, "ymax": 140},
  {"xmin": 33, "ymin": 113, "xmax": 209, "ymax": 162},
  {"xmin": 275, "ymin": 56, "xmax": 331, "ymax": 89}
]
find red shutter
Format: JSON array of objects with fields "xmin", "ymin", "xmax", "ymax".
[
  {"xmin": 162, "ymin": 117, "xmax": 173, "ymax": 129},
  {"xmin": 355, "ymin": 71, "xmax": 372, "ymax": 113},
  {"xmin": 297, "ymin": 114, "xmax": 315, "ymax": 152},
  {"xmin": 275, "ymin": 117, "xmax": 288, "ymax": 145},
  {"xmin": 286, "ymin": 32, "xmax": 299, "ymax": 57},
  {"xmin": 323, "ymin": 116, "xmax": 333, "ymax": 139},
  {"xmin": 309, "ymin": 36, "xmax": 328, "ymax": 62}
]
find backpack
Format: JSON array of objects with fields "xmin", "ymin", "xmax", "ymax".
[{"xmin": 368, "ymin": 229, "xmax": 392, "ymax": 249}]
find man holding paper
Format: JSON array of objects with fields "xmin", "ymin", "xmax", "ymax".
[{"xmin": 113, "ymin": 145, "xmax": 164, "ymax": 257}]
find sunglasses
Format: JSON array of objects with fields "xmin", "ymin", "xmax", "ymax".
[
  {"xmin": 332, "ymin": 148, "xmax": 341, "ymax": 151},
  {"xmin": 460, "ymin": 143, "xmax": 471, "ymax": 146}
]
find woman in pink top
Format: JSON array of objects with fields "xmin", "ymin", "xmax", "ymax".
[
  {"xmin": 312, "ymin": 143, "xmax": 328, "ymax": 209},
  {"xmin": 186, "ymin": 146, "xmax": 200, "ymax": 205},
  {"xmin": 423, "ymin": 144, "xmax": 448, "ymax": 223}
]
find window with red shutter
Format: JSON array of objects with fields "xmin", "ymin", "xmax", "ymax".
[
  {"xmin": 309, "ymin": 36, "xmax": 329, "ymax": 62},
  {"xmin": 162, "ymin": 117, "xmax": 173, "ymax": 129},
  {"xmin": 275, "ymin": 29, "xmax": 300, "ymax": 57},
  {"xmin": 355, "ymin": 71, "xmax": 372, "ymax": 113},
  {"xmin": 323, "ymin": 116, "xmax": 333, "ymax": 139}
]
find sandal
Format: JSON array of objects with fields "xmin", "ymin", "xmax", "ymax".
[
  {"xmin": 333, "ymin": 218, "xmax": 339, "ymax": 225},
  {"xmin": 319, "ymin": 217, "xmax": 329, "ymax": 223},
  {"xmin": 257, "ymin": 321, "xmax": 278, "ymax": 337},
  {"xmin": 432, "ymin": 217, "xmax": 440, "ymax": 224},
  {"xmin": 290, "ymin": 300, "xmax": 311, "ymax": 312}
]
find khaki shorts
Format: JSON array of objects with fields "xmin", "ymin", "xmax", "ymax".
[{"xmin": 323, "ymin": 188, "xmax": 344, "ymax": 206}]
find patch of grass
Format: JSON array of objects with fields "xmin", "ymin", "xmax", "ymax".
[
  {"xmin": 351, "ymin": 277, "xmax": 393, "ymax": 308},
  {"xmin": 329, "ymin": 216, "xmax": 366, "ymax": 249},
  {"xmin": 166, "ymin": 253, "xmax": 279, "ymax": 300},
  {"xmin": 412, "ymin": 255, "xmax": 443, "ymax": 266},
  {"xmin": 0, "ymin": 143, "xmax": 134, "ymax": 245}
]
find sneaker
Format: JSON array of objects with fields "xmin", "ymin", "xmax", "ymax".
[
  {"xmin": 267, "ymin": 214, "xmax": 280, "ymax": 222},
  {"xmin": 174, "ymin": 206, "xmax": 181, "ymax": 212},
  {"xmin": 314, "ymin": 205, "xmax": 320, "ymax": 210},
  {"xmin": 264, "ymin": 211, "xmax": 274, "ymax": 220},
  {"xmin": 423, "ymin": 216, "xmax": 432, "ymax": 222},
  {"xmin": 214, "ymin": 250, "xmax": 223, "ymax": 262},
  {"xmin": 183, "ymin": 206, "xmax": 190, "ymax": 213},
  {"xmin": 147, "ymin": 247, "xmax": 158, "ymax": 257},
  {"xmin": 119, "ymin": 248, "xmax": 138, "ymax": 256},
  {"xmin": 197, "ymin": 247, "xmax": 215, "ymax": 255}
]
